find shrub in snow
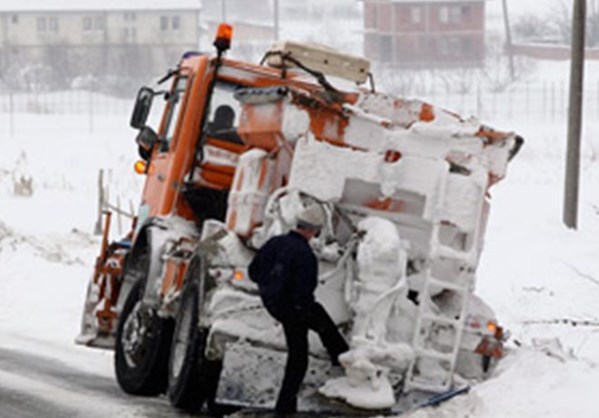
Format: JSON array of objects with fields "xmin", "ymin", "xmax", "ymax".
[
  {"xmin": 0, "ymin": 220, "xmax": 11, "ymax": 242},
  {"xmin": 11, "ymin": 151, "xmax": 33, "ymax": 197}
]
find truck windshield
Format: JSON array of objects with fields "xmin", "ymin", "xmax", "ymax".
[
  {"xmin": 205, "ymin": 82, "xmax": 244, "ymax": 144},
  {"xmin": 161, "ymin": 76, "xmax": 189, "ymax": 152}
]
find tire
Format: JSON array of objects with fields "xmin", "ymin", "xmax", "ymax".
[
  {"xmin": 114, "ymin": 278, "xmax": 173, "ymax": 395},
  {"xmin": 168, "ymin": 277, "xmax": 222, "ymax": 412}
]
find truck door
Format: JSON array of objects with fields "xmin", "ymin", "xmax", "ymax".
[
  {"xmin": 138, "ymin": 75, "xmax": 190, "ymax": 222},
  {"xmin": 183, "ymin": 81, "xmax": 247, "ymax": 224}
]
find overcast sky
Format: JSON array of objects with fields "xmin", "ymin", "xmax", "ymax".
[{"xmin": 3, "ymin": 0, "xmax": 569, "ymax": 15}]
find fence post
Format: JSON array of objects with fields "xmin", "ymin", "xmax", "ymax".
[
  {"xmin": 88, "ymin": 90, "xmax": 94, "ymax": 133},
  {"xmin": 9, "ymin": 90, "xmax": 14, "ymax": 136},
  {"xmin": 560, "ymin": 81, "xmax": 565, "ymax": 122},
  {"xmin": 116, "ymin": 196, "xmax": 123, "ymax": 236},
  {"xmin": 476, "ymin": 83, "xmax": 482, "ymax": 118},
  {"xmin": 94, "ymin": 169, "xmax": 104, "ymax": 235},
  {"xmin": 542, "ymin": 82, "xmax": 547, "ymax": 121},
  {"xmin": 525, "ymin": 81, "xmax": 529, "ymax": 119},
  {"xmin": 551, "ymin": 82, "xmax": 556, "ymax": 121}
]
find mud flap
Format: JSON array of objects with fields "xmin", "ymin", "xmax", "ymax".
[
  {"xmin": 216, "ymin": 342, "xmax": 362, "ymax": 415},
  {"xmin": 75, "ymin": 333, "xmax": 115, "ymax": 349},
  {"xmin": 75, "ymin": 279, "xmax": 117, "ymax": 349}
]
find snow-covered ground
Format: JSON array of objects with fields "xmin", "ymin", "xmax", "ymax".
[{"xmin": 1, "ymin": 56, "xmax": 599, "ymax": 418}]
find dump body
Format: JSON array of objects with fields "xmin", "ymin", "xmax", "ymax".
[{"xmin": 77, "ymin": 38, "xmax": 520, "ymax": 412}]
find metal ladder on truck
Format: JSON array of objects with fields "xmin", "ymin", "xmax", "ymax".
[{"xmin": 404, "ymin": 163, "xmax": 489, "ymax": 393}]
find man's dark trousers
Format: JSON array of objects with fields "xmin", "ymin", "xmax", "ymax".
[{"xmin": 274, "ymin": 301, "xmax": 349, "ymax": 414}]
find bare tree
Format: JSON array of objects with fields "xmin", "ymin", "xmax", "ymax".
[{"xmin": 543, "ymin": 0, "xmax": 599, "ymax": 47}]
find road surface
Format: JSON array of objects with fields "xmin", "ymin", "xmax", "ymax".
[{"xmin": 0, "ymin": 346, "xmax": 205, "ymax": 418}]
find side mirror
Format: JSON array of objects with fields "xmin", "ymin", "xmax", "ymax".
[
  {"xmin": 135, "ymin": 126, "xmax": 159, "ymax": 160},
  {"xmin": 130, "ymin": 87, "xmax": 154, "ymax": 129}
]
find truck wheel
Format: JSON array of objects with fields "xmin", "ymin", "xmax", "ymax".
[
  {"xmin": 168, "ymin": 279, "xmax": 222, "ymax": 412},
  {"xmin": 115, "ymin": 278, "xmax": 173, "ymax": 395}
]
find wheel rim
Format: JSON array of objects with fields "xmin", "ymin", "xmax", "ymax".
[
  {"xmin": 121, "ymin": 301, "xmax": 152, "ymax": 368},
  {"xmin": 171, "ymin": 296, "xmax": 194, "ymax": 379}
]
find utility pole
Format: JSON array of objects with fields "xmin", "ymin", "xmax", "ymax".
[
  {"xmin": 563, "ymin": 0, "xmax": 586, "ymax": 229},
  {"xmin": 501, "ymin": 0, "xmax": 515, "ymax": 80},
  {"xmin": 273, "ymin": 0, "xmax": 280, "ymax": 41}
]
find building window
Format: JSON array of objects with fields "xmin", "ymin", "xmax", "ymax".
[
  {"xmin": 439, "ymin": 7, "xmax": 448, "ymax": 24},
  {"xmin": 462, "ymin": 37, "xmax": 472, "ymax": 53},
  {"xmin": 462, "ymin": 6, "xmax": 471, "ymax": 19},
  {"xmin": 380, "ymin": 35, "xmax": 392, "ymax": 60},
  {"xmin": 410, "ymin": 7, "xmax": 421, "ymax": 24},
  {"xmin": 438, "ymin": 38, "xmax": 449, "ymax": 56},
  {"xmin": 83, "ymin": 16, "xmax": 92, "ymax": 31},
  {"xmin": 449, "ymin": 6, "xmax": 462, "ymax": 23},
  {"xmin": 49, "ymin": 17, "xmax": 58, "ymax": 32},
  {"xmin": 37, "ymin": 17, "xmax": 46, "ymax": 32},
  {"xmin": 172, "ymin": 16, "xmax": 180, "ymax": 30},
  {"xmin": 160, "ymin": 16, "xmax": 169, "ymax": 31},
  {"xmin": 378, "ymin": 3, "xmax": 392, "ymax": 32},
  {"xmin": 123, "ymin": 27, "xmax": 137, "ymax": 42},
  {"xmin": 440, "ymin": 6, "xmax": 466, "ymax": 25},
  {"xmin": 438, "ymin": 37, "xmax": 463, "ymax": 56},
  {"xmin": 11, "ymin": 14, "xmax": 18, "ymax": 24},
  {"xmin": 95, "ymin": 16, "xmax": 105, "ymax": 31},
  {"xmin": 365, "ymin": 3, "xmax": 377, "ymax": 29},
  {"xmin": 124, "ymin": 12, "xmax": 136, "ymax": 21}
]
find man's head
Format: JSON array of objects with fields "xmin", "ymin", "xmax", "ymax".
[{"xmin": 295, "ymin": 204, "xmax": 324, "ymax": 240}]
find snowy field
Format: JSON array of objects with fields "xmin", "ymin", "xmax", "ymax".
[{"xmin": 1, "ymin": 57, "xmax": 599, "ymax": 417}]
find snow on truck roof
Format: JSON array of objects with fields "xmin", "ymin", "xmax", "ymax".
[{"xmin": 0, "ymin": 0, "xmax": 201, "ymax": 13}]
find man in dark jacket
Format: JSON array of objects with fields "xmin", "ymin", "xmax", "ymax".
[{"xmin": 249, "ymin": 205, "xmax": 349, "ymax": 417}]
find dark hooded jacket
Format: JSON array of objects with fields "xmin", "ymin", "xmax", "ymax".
[{"xmin": 248, "ymin": 231, "xmax": 317, "ymax": 321}]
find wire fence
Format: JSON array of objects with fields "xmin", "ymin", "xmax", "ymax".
[
  {"xmin": 0, "ymin": 80, "xmax": 598, "ymax": 134},
  {"xmin": 0, "ymin": 90, "xmax": 132, "ymax": 115},
  {"xmin": 0, "ymin": 90, "xmax": 133, "ymax": 135},
  {"xmin": 417, "ymin": 80, "xmax": 599, "ymax": 126}
]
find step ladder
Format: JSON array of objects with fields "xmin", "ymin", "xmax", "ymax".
[{"xmin": 404, "ymin": 166, "xmax": 488, "ymax": 393}]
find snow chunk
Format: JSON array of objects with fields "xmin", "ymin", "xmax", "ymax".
[
  {"xmin": 320, "ymin": 217, "xmax": 413, "ymax": 410},
  {"xmin": 352, "ymin": 217, "xmax": 408, "ymax": 338},
  {"xmin": 288, "ymin": 134, "xmax": 381, "ymax": 201},
  {"xmin": 442, "ymin": 170, "xmax": 487, "ymax": 232},
  {"xmin": 532, "ymin": 337, "xmax": 576, "ymax": 363},
  {"xmin": 282, "ymin": 102, "xmax": 311, "ymax": 143},
  {"xmin": 319, "ymin": 337, "xmax": 413, "ymax": 410}
]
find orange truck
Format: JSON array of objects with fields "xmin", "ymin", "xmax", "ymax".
[{"xmin": 77, "ymin": 25, "xmax": 522, "ymax": 414}]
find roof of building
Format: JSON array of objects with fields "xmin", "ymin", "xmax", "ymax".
[
  {"xmin": 0, "ymin": 0, "xmax": 201, "ymax": 13},
  {"xmin": 386, "ymin": 0, "xmax": 488, "ymax": 3}
]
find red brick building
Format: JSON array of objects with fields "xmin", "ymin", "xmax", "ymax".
[{"xmin": 361, "ymin": 0, "xmax": 487, "ymax": 67}]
